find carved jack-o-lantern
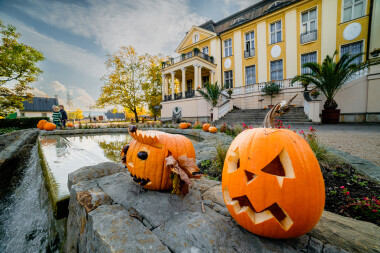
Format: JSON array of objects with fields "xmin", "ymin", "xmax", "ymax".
[
  {"xmin": 222, "ymin": 95, "xmax": 325, "ymax": 239},
  {"xmin": 121, "ymin": 125, "xmax": 199, "ymax": 192}
]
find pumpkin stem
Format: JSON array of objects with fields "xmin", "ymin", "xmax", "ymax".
[{"xmin": 262, "ymin": 94, "xmax": 298, "ymax": 128}]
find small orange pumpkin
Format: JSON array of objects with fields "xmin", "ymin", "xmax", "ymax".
[
  {"xmin": 187, "ymin": 123, "xmax": 191, "ymax": 128},
  {"xmin": 37, "ymin": 120, "xmax": 47, "ymax": 130},
  {"xmin": 44, "ymin": 122, "xmax": 57, "ymax": 131},
  {"xmin": 121, "ymin": 125, "xmax": 199, "ymax": 191},
  {"xmin": 202, "ymin": 123, "xmax": 210, "ymax": 132},
  {"xmin": 67, "ymin": 122, "xmax": 74, "ymax": 128},
  {"xmin": 208, "ymin": 126, "xmax": 217, "ymax": 133},
  {"xmin": 179, "ymin": 123, "xmax": 188, "ymax": 129}
]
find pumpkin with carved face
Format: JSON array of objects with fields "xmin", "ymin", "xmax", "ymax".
[
  {"xmin": 121, "ymin": 125, "xmax": 198, "ymax": 191},
  {"xmin": 222, "ymin": 128, "xmax": 325, "ymax": 239}
]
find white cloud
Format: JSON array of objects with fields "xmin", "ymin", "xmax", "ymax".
[
  {"xmin": 30, "ymin": 87, "xmax": 49, "ymax": 97},
  {"xmin": 49, "ymin": 80, "xmax": 67, "ymax": 94},
  {"xmin": 74, "ymin": 88, "xmax": 95, "ymax": 109},
  {"xmin": 13, "ymin": 0, "xmax": 208, "ymax": 55}
]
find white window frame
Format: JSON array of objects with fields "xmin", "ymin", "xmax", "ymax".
[
  {"xmin": 340, "ymin": 40, "xmax": 365, "ymax": 65},
  {"xmin": 300, "ymin": 7, "xmax": 318, "ymax": 34},
  {"xmin": 224, "ymin": 70, "xmax": 233, "ymax": 88},
  {"xmin": 244, "ymin": 31, "xmax": 255, "ymax": 58},
  {"xmin": 300, "ymin": 51, "xmax": 318, "ymax": 74},
  {"xmin": 245, "ymin": 65, "xmax": 256, "ymax": 85},
  {"xmin": 193, "ymin": 33, "xmax": 199, "ymax": 43},
  {"xmin": 202, "ymin": 46, "xmax": 209, "ymax": 55},
  {"xmin": 270, "ymin": 59, "xmax": 283, "ymax": 81},
  {"xmin": 270, "ymin": 20, "xmax": 282, "ymax": 44},
  {"xmin": 342, "ymin": 0, "xmax": 366, "ymax": 23},
  {"xmin": 224, "ymin": 38, "xmax": 232, "ymax": 57}
]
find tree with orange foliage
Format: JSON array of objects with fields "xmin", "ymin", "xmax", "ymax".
[{"xmin": 95, "ymin": 46, "xmax": 145, "ymax": 123}]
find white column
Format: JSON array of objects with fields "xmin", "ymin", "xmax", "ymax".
[
  {"xmin": 161, "ymin": 74, "xmax": 166, "ymax": 100},
  {"xmin": 285, "ymin": 10, "xmax": 297, "ymax": 78},
  {"xmin": 171, "ymin": 71, "xmax": 175, "ymax": 99},
  {"xmin": 210, "ymin": 70, "xmax": 215, "ymax": 84},
  {"xmin": 193, "ymin": 64, "xmax": 198, "ymax": 90},
  {"xmin": 198, "ymin": 65, "xmax": 203, "ymax": 88},
  {"xmin": 181, "ymin": 67, "xmax": 186, "ymax": 97},
  {"xmin": 257, "ymin": 21, "xmax": 267, "ymax": 83}
]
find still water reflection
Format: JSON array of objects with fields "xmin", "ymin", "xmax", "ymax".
[{"xmin": 39, "ymin": 133, "xmax": 132, "ymax": 199}]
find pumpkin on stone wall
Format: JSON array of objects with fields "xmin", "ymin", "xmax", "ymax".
[
  {"xmin": 121, "ymin": 125, "xmax": 200, "ymax": 195},
  {"xmin": 44, "ymin": 122, "xmax": 56, "ymax": 131},
  {"xmin": 37, "ymin": 120, "xmax": 47, "ymax": 130},
  {"xmin": 222, "ymin": 95, "xmax": 325, "ymax": 239},
  {"xmin": 67, "ymin": 122, "xmax": 74, "ymax": 128},
  {"xmin": 179, "ymin": 123, "xmax": 188, "ymax": 129},
  {"xmin": 208, "ymin": 126, "xmax": 217, "ymax": 133},
  {"xmin": 202, "ymin": 123, "xmax": 210, "ymax": 132}
]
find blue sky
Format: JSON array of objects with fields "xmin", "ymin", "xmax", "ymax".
[{"xmin": 0, "ymin": 0, "xmax": 259, "ymax": 110}]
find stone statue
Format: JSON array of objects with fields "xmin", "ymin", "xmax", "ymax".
[{"xmin": 172, "ymin": 106, "xmax": 182, "ymax": 123}]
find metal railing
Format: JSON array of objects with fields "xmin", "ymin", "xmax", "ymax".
[
  {"xmin": 244, "ymin": 49, "xmax": 255, "ymax": 58},
  {"xmin": 162, "ymin": 51, "xmax": 214, "ymax": 69},
  {"xmin": 185, "ymin": 90, "xmax": 195, "ymax": 98},
  {"xmin": 174, "ymin": 93, "xmax": 182, "ymax": 100},
  {"xmin": 300, "ymin": 30, "xmax": 317, "ymax": 44},
  {"xmin": 164, "ymin": 95, "xmax": 172, "ymax": 101}
]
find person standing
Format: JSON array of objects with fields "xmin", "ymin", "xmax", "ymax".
[
  {"xmin": 59, "ymin": 105, "xmax": 68, "ymax": 128},
  {"xmin": 52, "ymin": 105, "xmax": 62, "ymax": 128}
]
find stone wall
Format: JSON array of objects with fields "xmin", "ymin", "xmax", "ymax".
[{"xmin": 66, "ymin": 162, "xmax": 380, "ymax": 253}]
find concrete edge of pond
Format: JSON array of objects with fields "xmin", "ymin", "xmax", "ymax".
[{"xmin": 37, "ymin": 140, "xmax": 69, "ymax": 219}]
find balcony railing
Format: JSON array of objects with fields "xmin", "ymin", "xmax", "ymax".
[
  {"xmin": 300, "ymin": 30, "xmax": 317, "ymax": 44},
  {"xmin": 185, "ymin": 90, "xmax": 195, "ymax": 98},
  {"xmin": 244, "ymin": 49, "xmax": 255, "ymax": 58},
  {"xmin": 162, "ymin": 51, "xmax": 214, "ymax": 69},
  {"xmin": 174, "ymin": 93, "xmax": 182, "ymax": 100},
  {"xmin": 164, "ymin": 95, "xmax": 172, "ymax": 101}
]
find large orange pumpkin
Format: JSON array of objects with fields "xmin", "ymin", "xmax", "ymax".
[
  {"xmin": 202, "ymin": 123, "xmax": 210, "ymax": 132},
  {"xmin": 179, "ymin": 123, "xmax": 188, "ymax": 129},
  {"xmin": 208, "ymin": 126, "xmax": 217, "ymax": 133},
  {"xmin": 67, "ymin": 122, "xmax": 74, "ymax": 128},
  {"xmin": 222, "ymin": 128, "xmax": 325, "ymax": 238},
  {"xmin": 44, "ymin": 122, "xmax": 57, "ymax": 131},
  {"xmin": 37, "ymin": 120, "xmax": 47, "ymax": 130},
  {"xmin": 121, "ymin": 125, "xmax": 199, "ymax": 191}
]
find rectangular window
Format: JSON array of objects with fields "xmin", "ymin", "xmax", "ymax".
[
  {"xmin": 341, "ymin": 41, "xmax": 363, "ymax": 65},
  {"xmin": 270, "ymin": 21, "xmax": 282, "ymax": 44},
  {"xmin": 301, "ymin": 52, "xmax": 317, "ymax": 74},
  {"xmin": 343, "ymin": 0, "xmax": 365, "ymax": 22},
  {"xmin": 224, "ymin": 70, "xmax": 233, "ymax": 88},
  {"xmin": 301, "ymin": 9, "xmax": 317, "ymax": 34},
  {"xmin": 224, "ymin": 39, "xmax": 232, "ymax": 57},
  {"xmin": 244, "ymin": 31, "xmax": 255, "ymax": 58},
  {"xmin": 41, "ymin": 112, "xmax": 47, "ymax": 117},
  {"xmin": 245, "ymin": 65, "xmax": 256, "ymax": 85},
  {"xmin": 21, "ymin": 112, "xmax": 25, "ymax": 117},
  {"xmin": 270, "ymin": 60, "xmax": 283, "ymax": 81},
  {"xmin": 202, "ymin": 46, "xmax": 209, "ymax": 55},
  {"xmin": 187, "ymin": 80, "xmax": 193, "ymax": 91},
  {"xmin": 202, "ymin": 75, "xmax": 209, "ymax": 87}
]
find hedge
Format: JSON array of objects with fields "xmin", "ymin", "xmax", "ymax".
[{"xmin": 0, "ymin": 117, "xmax": 50, "ymax": 129}]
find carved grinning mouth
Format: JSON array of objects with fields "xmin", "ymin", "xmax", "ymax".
[
  {"xmin": 224, "ymin": 187, "xmax": 293, "ymax": 231},
  {"xmin": 129, "ymin": 172, "xmax": 152, "ymax": 186}
]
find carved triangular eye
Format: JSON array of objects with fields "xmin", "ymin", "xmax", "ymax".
[
  {"xmin": 245, "ymin": 170, "xmax": 257, "ymax": 184},
  {"xmin": 227, "ymin": 148, "xmax": 240, "ymax": 173},
  {"xmin": 261, "ymin": 149, "xmax": 295, "ymax": 187}
]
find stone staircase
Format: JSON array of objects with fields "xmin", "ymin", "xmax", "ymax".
[{"xmin": 215, "ymin": 107, "xmax": 313, "ymax": 127}]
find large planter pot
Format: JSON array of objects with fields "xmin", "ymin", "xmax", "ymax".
[{"xmin": 322, "ymin": 109, "xmax": 340, "ymax": 124}]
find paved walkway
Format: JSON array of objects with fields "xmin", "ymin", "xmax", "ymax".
[{"xmin": 292, "ymin": 124, "xmax": 380, "ymax": 167}]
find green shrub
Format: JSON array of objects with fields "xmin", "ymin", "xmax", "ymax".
[{"xmin": 0, "ymin": 117, "xmax": 49, "ymax": 129}]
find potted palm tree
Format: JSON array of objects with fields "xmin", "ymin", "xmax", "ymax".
[
  {"xmin": 197, "ymin": 82, "xmax": 224, "ymax": 122},
  {"xmin": 261, "ymin": 81, "xmax": 281, "ymax": 108},
  {"xmin": 291, "ymin": 51, "xmax": 380, "ymax": 124}
]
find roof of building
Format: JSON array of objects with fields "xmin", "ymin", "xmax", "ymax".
[
  {"xmin": 105, "ymin": 111, "xmax": 126, "ymax": 119},
  {"xmin": 21, "ymin": 97, "xmax": 59, "ymax": 112},
  {"xmin": 199, "ymin": 0, "xmax": 300, "ymax": 34}
]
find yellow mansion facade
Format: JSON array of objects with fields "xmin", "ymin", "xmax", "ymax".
[{"xmin": 161, "ymin": 0, "xmax": 380, "ymax": 123}]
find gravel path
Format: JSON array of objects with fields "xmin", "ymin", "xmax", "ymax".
[{"xmin": 292, "ymin": 124, "xmax": 380, "ymax": 167}]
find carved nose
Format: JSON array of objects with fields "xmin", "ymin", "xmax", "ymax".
[{"xmin": 137, "ymin": 151, "xmax": 148, "ymax": 160}]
